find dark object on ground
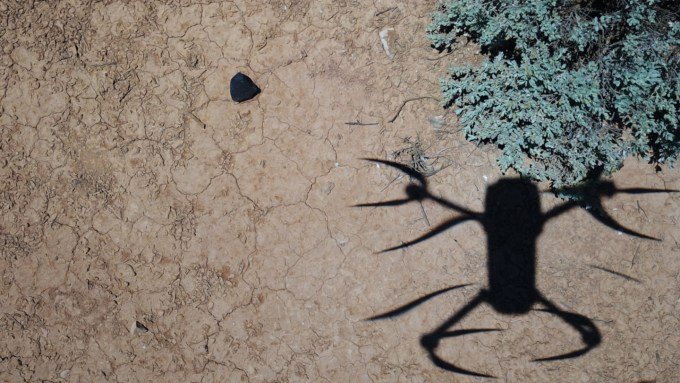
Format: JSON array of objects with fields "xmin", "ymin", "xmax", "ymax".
[
  {"xmin": 135, "ymin": 321, "xmax": 149, "ymax": 333},
  {"xmin": 230, "ymin": 72, "xmax": 260, "ymax": 102}
]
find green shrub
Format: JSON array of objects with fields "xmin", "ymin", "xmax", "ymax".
[{"xmin": 428, "ymin": 0, "xmax": 679, "ymax": 187}]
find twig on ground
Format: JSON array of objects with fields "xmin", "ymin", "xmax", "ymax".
[
  {"xmin": 388, "ymin": 96, "xmax": 439, "ymax": 123},
  {"xmin": 630, "ymin": 244, "xmax": 640, "ymax": 266},
  {"xmin": 345, "ymin": 120, "xmax": 379, "ymax": 126},
  {"xmin": 185, "ymin": 112, "xmax": 206, "ymax": 129},
  {"xmin": 423, "ymin": 51, "xmax": 454, "ymax": 61},
  {"xmin": 381, "ymin": 175, "xmax": 404, "ymax": 192},
  {"xmin": 419, "ymin": 201, "xmax": 431, "ymax": 227},
  {"xmin": 375, "ymin": 7, "xmax": 397, "ymax": 17},
  {"xmin": 393, "ymin": 135, "xmax": 454, "ymax": 177},
  {"xmin": 636, "ymin": 201, "xmax": 648, "ymax": 219}
]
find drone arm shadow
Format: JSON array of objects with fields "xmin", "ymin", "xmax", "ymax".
[
  {"xmin": 429, "ymin": 194, "xmax": 483, "ymax": 217},
  {"xmin": 355, "ymin": 194, "xmax": 482, "ymax": 218},
  {"xmin": 533, "ymin": 295, "xmax": 601, "ymax": 362},
  {"xmin": 358, "ymin": 158, "xmax": 483, "ymax": 217}
]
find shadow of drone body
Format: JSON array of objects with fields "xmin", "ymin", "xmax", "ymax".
[{"xmin": 357, "ymin": 159, "xmax": 674, "ymax": 378}]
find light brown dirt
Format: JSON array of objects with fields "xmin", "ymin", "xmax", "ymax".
[{"xmin": 1, "ymin": 1, "xmax": 678, "ymax": 382}]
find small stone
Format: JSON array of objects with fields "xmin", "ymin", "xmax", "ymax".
[
  {"xmin": 379, "ymin": 28, "xmax": 398, "ymax": 59},
  {"xmin": 230, "ymin": 72, "xmax": 261, "ymax": 102},
  {"xmin": 322, "ymin": 182, "xmax": 335, "ymax": 195},
  {"xmin": 134, "ymin": 320, "xmax": 149, "ymax": 333},
  {"xmin": 60, "ymin": 370, "xmax": 71, "ymax": 379}
]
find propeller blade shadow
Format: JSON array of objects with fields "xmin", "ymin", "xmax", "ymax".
[
  {"xmin": 616, "ymin": 187, "xmax": 679, "ymax": 194},
  {"xmin": 588, "ymin": 264, "xmax": 641, "ymax": 283},
  {"xmin": 585, "ymin": 209, "xmax": 659, "ymax": 241},
  {"xmin": 366, "ymin": 284, "xmax": 471, "ymax": 321},
  {"xmin": 362, "ymin": 158, "xmax": 427, "ymax": 185},
  {"xmin": 353, "ymin": 198, "xmax": 413, "ymax": 208},
  {"xmin": 381, "ymin": 216, "xmax": 476, "ymax": 252}
]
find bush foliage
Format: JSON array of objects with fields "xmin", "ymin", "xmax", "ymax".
[{"xmin": 428, "ymin": 0, "xmax": 679, "ymax": 187}]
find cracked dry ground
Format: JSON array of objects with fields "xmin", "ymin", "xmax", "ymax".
[{"xmin": 1, "ymin": 1, "xmax": 678, "ymax": 382}]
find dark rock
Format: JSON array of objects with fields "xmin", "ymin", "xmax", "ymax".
[
  {"xmin": 230, "ymin": 72, "xmax": 261, "ymax": 102},
  {"xmin": 135, "ymin": 321, "xmax": 149, "ymax": 333}
]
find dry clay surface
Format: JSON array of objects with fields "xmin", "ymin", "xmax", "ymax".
[{"xmin": 1, "ymin": 1, "xmax": 679, "ymax": 382}]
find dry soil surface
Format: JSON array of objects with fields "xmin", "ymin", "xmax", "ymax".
[{"xmin": 1, "ymin": 1, "xmax": 679, "ymax": 382}]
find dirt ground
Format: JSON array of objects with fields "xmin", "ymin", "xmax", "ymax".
[{"xmin": 1, "ymin": 1, "xmax": 678, "ymax": 382}]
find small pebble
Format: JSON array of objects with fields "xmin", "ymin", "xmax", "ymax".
[
  {"xmin": 135, "ymin": 321, "xmax": 149, "ymax": 333},
  {"xmin": 230, "ymin": 72, "xmax": 261, "ymax": 102},
  {"xmin": 379, "ymin": 28, "xmax": 398, "ymax": 59}
]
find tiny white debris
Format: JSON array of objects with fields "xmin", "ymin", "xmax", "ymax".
[
  {"xmin": 379, "ymin": 28, "xmax": 398, "ymax": 59},
  {"xmin": 60, "ymin": 370, "xmax": 70, "ymax": 379},
  {"xmin": 335, "ymin": 162, "xmax": 340, "ymax": 167},
  {"xmin": 376, "ymin": 163, "xmax": 380, "ymax": 168},
  {"xmin": 429, "ymin": 115, "xmax": 445, "ymax": 130},
  {"xmin": 617, "ymin": 231, "xmax": 623, "ymax": 235},
  {"xmin": 482, "ymin": 175, "xmax": 488, "ymax": 182}
]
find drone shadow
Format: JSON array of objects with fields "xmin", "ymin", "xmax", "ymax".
[{"xmin": 357, "ymin": 159, "xmax": 674, "ymax": 378}]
